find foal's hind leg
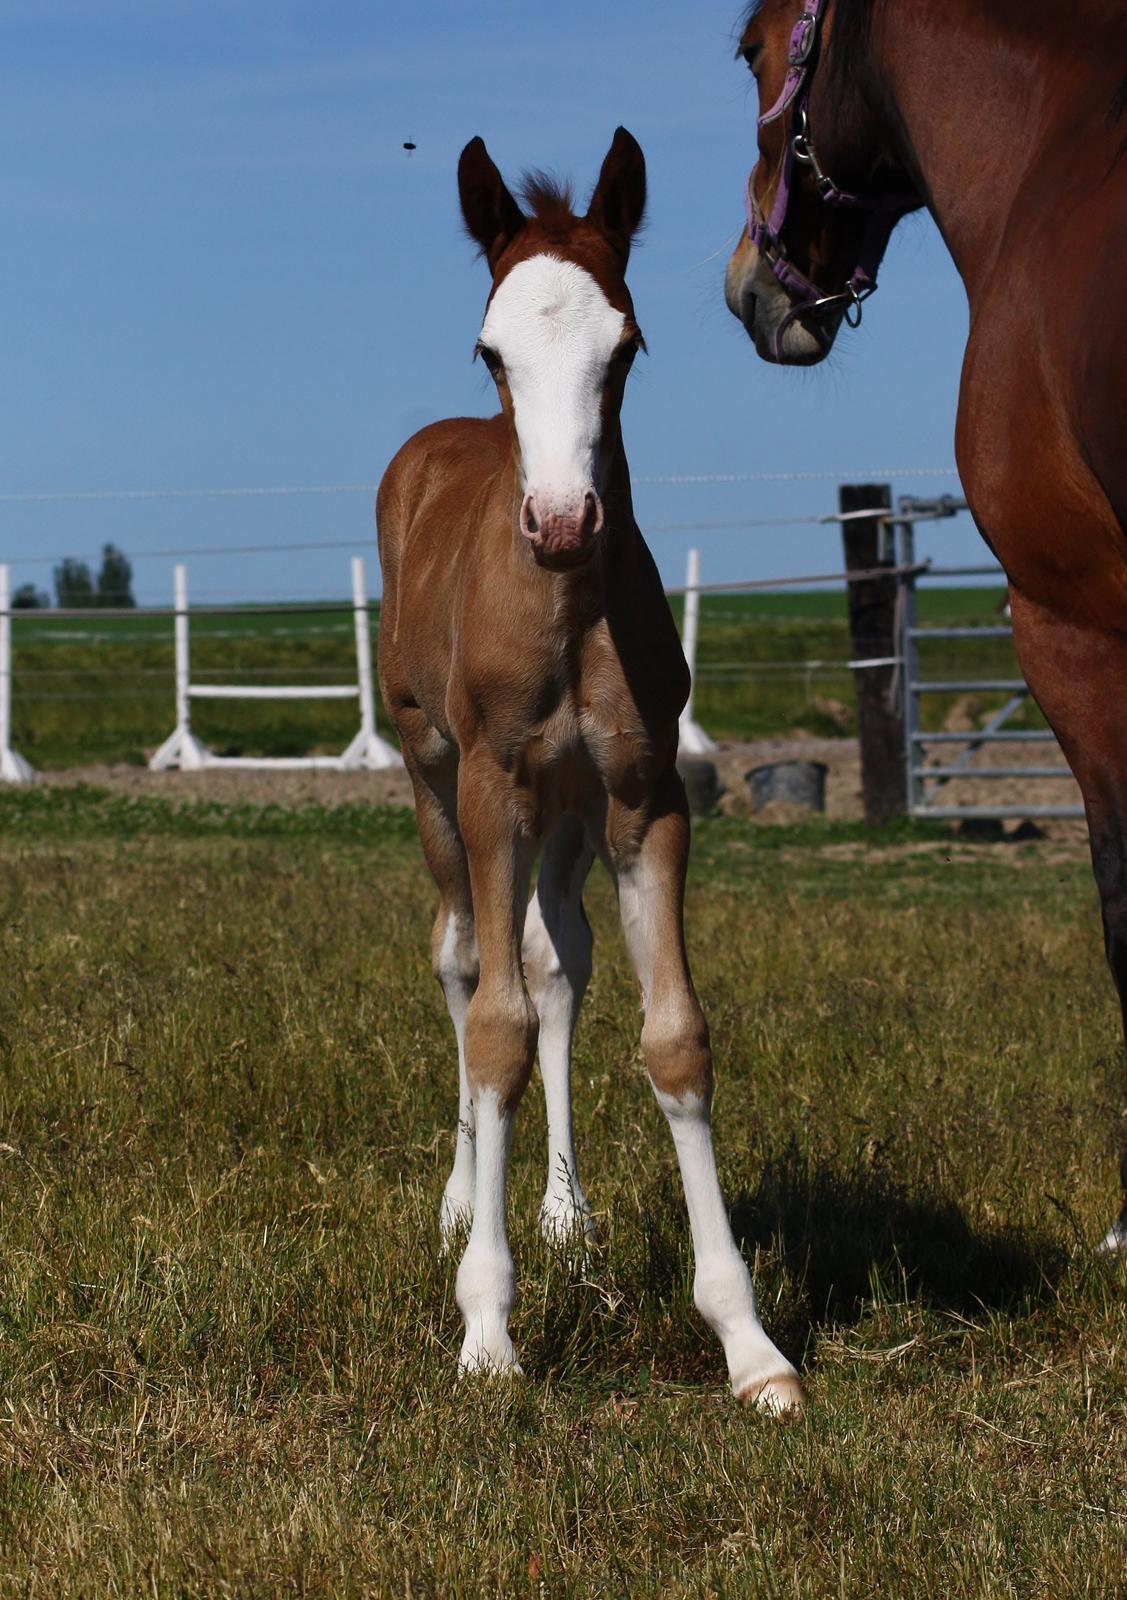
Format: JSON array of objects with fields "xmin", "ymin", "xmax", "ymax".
[
  {"xmin": 607, "ymin": 772, "xmax": 803, "ymax": 1412},
  {"xmin": 399, "ymin": 738, "xmax": 479, "ymax": 1245},
  {"xmin": 522, "ymin": 815, "xmax": 596, "ymax": 1242},
  {"xmin": 1010, "ymin": 595, "xmax": 1127, "ymax": 1251}
]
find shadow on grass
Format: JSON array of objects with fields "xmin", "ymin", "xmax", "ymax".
[{"xmin": 728, "ymin": 1142, "xmax": 1070, "ymax": 1359}]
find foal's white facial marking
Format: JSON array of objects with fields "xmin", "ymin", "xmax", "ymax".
[{"xmin": 479, "ymin": 254, "xmax": 626, "ymax": 516}]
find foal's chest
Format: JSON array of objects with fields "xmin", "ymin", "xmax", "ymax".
[{"xmin": 530, "ymin": 627, "xmax": 669, "ymax": 792}]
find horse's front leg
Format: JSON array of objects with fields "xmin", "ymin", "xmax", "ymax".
[
  {"xmin": 455, "ymin": 752, "xmax": 539, "ymax": 1375},
  {"xmin": 608, "ymin": 771, "xmax": 804, "ymax": 1413}
]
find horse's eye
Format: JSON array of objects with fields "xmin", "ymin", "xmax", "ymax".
[
  {"xmin": 476, "ymin": 344, "xmax": 503, "ymax": 378},
  {"xmin": 743, "ymin": 44, "xmax": 764, "ymax": 73}
]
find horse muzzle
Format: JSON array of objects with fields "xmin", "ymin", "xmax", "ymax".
[
  {"xmin": 725, "ymin": 230, "xmax": 837, "ymax": 367},
  {"xmin": 520, "ymin": 490, "xmax": 604, "ymax": 569}
]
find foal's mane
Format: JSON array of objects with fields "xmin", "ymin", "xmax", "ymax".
[{"xmin": 518, "ymin": 171, "xmax": 577, "ymax": 230}]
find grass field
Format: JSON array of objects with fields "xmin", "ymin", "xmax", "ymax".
[
  {"xmin": 0, "ymin": 786, "xmax": 1124, "ymax": 1594},
  {"xmin": 9, "ymin": 585, "xmax": 1031, "ymax": 768}
]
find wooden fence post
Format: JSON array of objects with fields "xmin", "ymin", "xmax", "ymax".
[{"xmin": 840, "ymin": 482, "xmax": 904, "ymax": 826}]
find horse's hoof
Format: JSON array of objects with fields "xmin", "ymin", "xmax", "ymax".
[
  {"xmin": 1097, "ymin": 1216, "xmax": 1127, "ymax": 1257},
  {"xmin": 539, "ymin": 1199, "xmax": 597, "ymax": 1248},
  {"xmin": 439, "ymin": 1194, "xmax": 473, "ymax": 1255},
  {"xmin": 458, "ymin": 1348, "xmax": 524, "ymax": 1379},
  {"xmin": 739, "ymin": 1373, "xmax": 806, "ymax": 1416}
]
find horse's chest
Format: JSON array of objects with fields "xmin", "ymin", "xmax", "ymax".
[{"xmin": 529, "ymin": 662, "xmax": 657, "ymax": 795}]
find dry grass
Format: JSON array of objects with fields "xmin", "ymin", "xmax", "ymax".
[{"xmin": 0, "ymin": 790, "xmax": 1124, "ymax": 1596}]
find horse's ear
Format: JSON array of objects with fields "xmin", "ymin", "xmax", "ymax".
[
  {"xmin": 586, "ymin": 127, "xmax": 646, "ymax": 265},
  {"xmin": 458, "ymin": 138, "xmax": 525, "ymax": 270}
]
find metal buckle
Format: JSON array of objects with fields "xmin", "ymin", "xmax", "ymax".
[{"xmin": 788, "ymin": 11, "xmax": 818, "ymax": 66}]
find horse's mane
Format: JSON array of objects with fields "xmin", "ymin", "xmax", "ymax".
[
  {"xmin": 737, "ymin": 0, "xmax": 883, "ymax": 125},
  {"xmin": 518, "ymin": 171, "xmax": 577, "ymax": 230},
  {"xmin": 738, "ymin": 0, "xmax": 876, "ymax": 51}
]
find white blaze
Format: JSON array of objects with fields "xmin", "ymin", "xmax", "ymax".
[{"xmin": 479, "ymin": 254, "xmax": 626, "ymax": 510}]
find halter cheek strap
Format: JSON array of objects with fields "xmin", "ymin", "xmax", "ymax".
[
  {"xmin": 757, "ymin": 0, "xmax": 825, "ymax": 127},
  {"xmin": 745, "ymin": 0, "xmax": 910, "ymax": 359}
]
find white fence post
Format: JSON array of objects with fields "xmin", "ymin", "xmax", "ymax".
[
  {"xmin": 149, "ymin": 564, "xmax": 210, "ymax": 770},
  {"xmin": 0, "ymin": 565, "xmax": 35, "ymax": 783},
  {"xmin": 339, "ymin": 556, "xmax": 403, "ymax": 770},
  {"xmin": 678, "ymin": 546, "xmax": 717, "ymax": 756}
]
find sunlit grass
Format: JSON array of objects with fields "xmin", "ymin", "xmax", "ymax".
[{"xmin": 0, "ymin": 792, "xmax": 1123, "ymax": 1594}]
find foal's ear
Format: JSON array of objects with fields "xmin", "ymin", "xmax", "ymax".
[
  {"xmin": 586, "ymin": 127, "xmax": 647, "ymax": 265},
  {"xmin": 458, "ymin": 137, "xmax": 526, "ymax": 270}
]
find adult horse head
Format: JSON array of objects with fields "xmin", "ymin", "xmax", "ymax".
[
  {"xmin": 724, "ymin": 0, "xmax": 1127, "ymax": 1254},
  {"xmin": 725, "ymin": 0, "xmax": 923, "ymax": 363}
]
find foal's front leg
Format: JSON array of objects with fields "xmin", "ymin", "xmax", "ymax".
[
  {"xmin": 609, "ymin": 775, "xmax": 804, "ymax": 1413},
  {"xmin": 455, "ymin": 756, "xmax": 538, "ymax": 1374}
]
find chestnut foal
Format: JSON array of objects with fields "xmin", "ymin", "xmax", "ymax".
[{"xmin": 377, "ymin": 130, "xmax": 800, "ymax": 1411}]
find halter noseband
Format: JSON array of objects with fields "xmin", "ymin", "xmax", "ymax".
[{"xmin": 745, "ymin": 0, "xmax": 906, "ymax": 359}]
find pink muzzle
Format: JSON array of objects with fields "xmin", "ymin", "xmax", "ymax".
[{"xmin": 520, "ymin": 491, "xmax": 604, "ymax": 565}]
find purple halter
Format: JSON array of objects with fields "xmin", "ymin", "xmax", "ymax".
[{"xmin": 746, "ymin": 0, "xmax": 907, "ymax": 359}]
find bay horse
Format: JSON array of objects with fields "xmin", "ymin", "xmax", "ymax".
[
  {"xmin": 725, "ymin": 0, "xmax": 1127, "ymax": 1250},
  {"xmin": 377, "ymin": 130, "xmax": 802, "ymax": 1411}
]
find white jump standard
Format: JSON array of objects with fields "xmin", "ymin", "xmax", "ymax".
[
  {"xmin": 677, "ymin": 546, "xmax": 717, "ymax": 756},
  {"xmin": 0, "ymin": 565, "xmax": 35, "ymax": 785},
  {"xmin": 149, "ymin": 557, "xmax": 402, "ymax": 773}
]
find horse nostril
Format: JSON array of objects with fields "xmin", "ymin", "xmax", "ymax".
[
  {"xmin": 520, "ymin": 494, "xmax": 540, "ymax": 538},
  {"xmin": 584, "ymin": 492, "xmax": 604, "ymax": 537},
  {"xmin": 527, "ymin": 509, "xmax": 539, "ymax": 534}
]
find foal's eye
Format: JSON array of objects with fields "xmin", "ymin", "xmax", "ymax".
[{"xmin": 476, "ymin": 343, "xmax": 503, "ymax": 379}]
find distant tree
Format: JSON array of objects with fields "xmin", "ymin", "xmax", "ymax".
[
  {"xmin": 96, "ymin": 544, "xmax": 135, "ymax": 608},
  {"xmin": 12, "ymin": 583, "xmax": 49, "ymax": 609},
  {"xmin": 54, "ymin": 558, "xmax": 95, "ymax": 609}
]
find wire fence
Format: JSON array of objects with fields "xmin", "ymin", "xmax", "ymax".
[{"xmin": 0, "ymin": 472, "xmax": 1020, "ymax": 781}]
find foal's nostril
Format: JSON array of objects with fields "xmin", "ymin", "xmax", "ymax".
[{"xmin": 520, "ymin": 493, "xmax": 541, "ymax": 539}]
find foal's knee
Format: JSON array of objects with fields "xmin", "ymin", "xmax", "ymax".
[
  {"xmin": 642, "ymin": 1003, "xmax": 712, "ymax": 1105},
  {"xmin": 465, "ymin": 984, "xmax": 539, "ymax": 1109}
]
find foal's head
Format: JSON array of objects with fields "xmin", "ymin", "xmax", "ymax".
[
  {"xmin": 458, "ymin": 129, "xmax": 646, "ymax": 570},
  {"xmin": 725, "ymin": 0, "xmax": 920, "ymax": 364}
]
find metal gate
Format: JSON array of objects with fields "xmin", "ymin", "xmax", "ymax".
[{"xmin": 892, "ymin": 496, "xmax": 1084, "ymax": 821}]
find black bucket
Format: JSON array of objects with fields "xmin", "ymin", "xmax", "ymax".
[{"xmin": 746, "ymin": 760, "xmax": 828, "ymax": 814}]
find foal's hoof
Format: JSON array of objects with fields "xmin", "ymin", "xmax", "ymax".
[
  {"xmin": 539, "ymin": 1199, "xmax": 597, "ymax": 1248},
  {"xmin": 438, "ymin": 1193, "xmax": 473, "ymax": 1255},
  {"xmin": 1097, "ymin": 1214, "xmax": 1127, "ymax": 1258},
  {"xmin": 739, "ymin": 1373, "xmax": 806, "ymax": 1417},
  {"xmin": 458, "ymin": 1342, "xmax": 524, "ymax": 1380}
]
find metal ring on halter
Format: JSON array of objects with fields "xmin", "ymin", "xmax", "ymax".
[{"xmin": 810, "ymin": 281, "xmax": 873, "ymax": 326}]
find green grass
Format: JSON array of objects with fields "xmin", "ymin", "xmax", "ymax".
[
  {"xmin": 10, "ymin": 586, "xmax": 1035, "ymax": 766},
  {"xmin": 0, "ymin": 788, "xmax": 1124, "ymax": 1594}
]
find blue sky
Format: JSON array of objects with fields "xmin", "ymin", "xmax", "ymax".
[{"xmin": 0, "ymin": 0, "xmax": 977, "ymax": 606}]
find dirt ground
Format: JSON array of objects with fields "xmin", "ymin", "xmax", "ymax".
[{"xmin": 41, "ymin": 730, "xmax": 1088, "ymax": 848}]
